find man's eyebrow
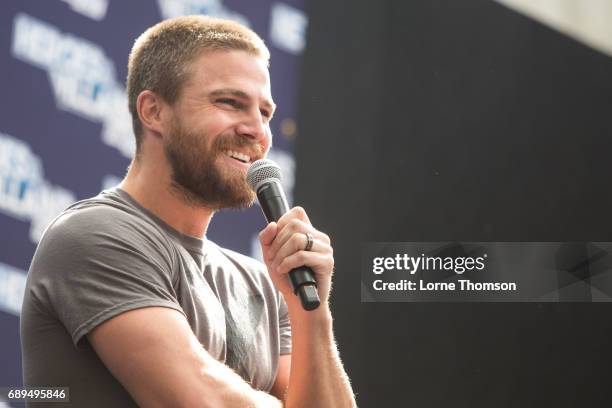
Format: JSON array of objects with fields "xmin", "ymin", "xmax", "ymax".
[{"xmin": 209, "ymin": 88, "xmax": 276, "ymax": 112}]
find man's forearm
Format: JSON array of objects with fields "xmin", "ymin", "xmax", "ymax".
[
  {"xmin": 285, "ymin": 305, "xmax": 356, "ymax": 408},
  {"xmin": 196, "ymin": 358, "xmax": 283, "ymax": 408}
]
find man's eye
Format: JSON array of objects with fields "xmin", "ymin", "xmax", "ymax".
[
  {"xmin": 218, "ymin": 98, "xmax": 239, "ymax": 107},
  {"xmin": 260, "ymin": 109, "xmax": 271, "ymax": 119}
]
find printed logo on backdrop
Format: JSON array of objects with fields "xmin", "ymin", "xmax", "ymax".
[
  {"xmin": 0, "ymin": 262, "xmax": 27, "ymax": 316},
  {"xmin": 156, "ymin": 0, "xmax": 308, "ymax": 56},
  {"xmin": 157, "ymin": 0, "xmax": 250, "ymax": 26},
  {"xmin": 269, "ymin": 2, "xmax": 308, "ymax": 55},
  {"xmin": 362, "ymin": 242, "xmax": 612, "ymax": 302},
  {"xmin": 0, "ymin": 133, "xmax": 76, "ymax": 243},
  {"xmin": 11, "ymin": 13, "xmax": 134, "ymax": 158},
  {"xmin": 61, "ymin": 0, "xmax": 109, "ymax": 21}
]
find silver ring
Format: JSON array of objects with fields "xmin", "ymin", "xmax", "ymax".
[{"xmin": 304, "ymin": 233, "xmax": 314, "ymax": 251}]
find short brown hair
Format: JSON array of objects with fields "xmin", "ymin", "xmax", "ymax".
[{"xmin": 127, "ymin": 15, "xmax": 269, "ymax": 152}]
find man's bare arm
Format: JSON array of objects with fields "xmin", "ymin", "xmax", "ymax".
[
  {"xmin": 260, "ymin": 207, "xmax": 357, "ymax": 408},
  {"xmin": 88, "ymin": 306, "xmax": 282, "ymax": 408},
  {"xmin": 270, "ymin": 354, "xmax": 291, "ymax": 402},
  {"xmin": 284, "ymin": 306, "xmax": 355, "ymax": 408}
]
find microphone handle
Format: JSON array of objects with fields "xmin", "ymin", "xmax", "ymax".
[{"xmin": 257, "ymin": 181, "xmax": 320, "ymax": 311}]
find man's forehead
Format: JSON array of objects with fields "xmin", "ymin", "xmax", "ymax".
[
  {"xmin": 184, "ymin": 51, "xmax": 273, "ymax": 102},
  {"xmin": 189, "ymin": 49, "xmax": 270, "ymax": 81}
]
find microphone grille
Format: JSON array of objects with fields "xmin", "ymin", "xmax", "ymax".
[{"xmin": 246, "ymin": 159, "xmax": 282, "ymax": 191}]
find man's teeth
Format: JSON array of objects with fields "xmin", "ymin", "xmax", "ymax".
[{"xmin": 225, "ymin": 150, "xmax": 250, "ymax": 163}]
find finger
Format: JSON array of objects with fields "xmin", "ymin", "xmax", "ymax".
[
  {"xmin": 259, "ymin": 222, "xmax": 278, "ymax": 247},
  {"xmin": 276, "ymin": 206, "xmax": 310, "ymax": 232},
  {"xmin": 271, "ymin": 233, "xmax": 331, "ymax": 271},
  {"xmin": 276, "ymin": 251, "xmax": 334, "ymax": 278},
  {"xmin": 270, "ymin": 226, "xmax": 332, "ymax": 262},
  {"xmin": 269, "ymin": 218, "xmax": 309, "ymax": 257},
  {"xmin": 274, "ymin": 226, "xmax": 330, "ymax": 255},
  {"xmin": 318, "ymin": 231, "xmax": 331, "ymax": 245},
  {"xmin": 271, "ymin": 233, "xmax": 310, "ymax": 270}
]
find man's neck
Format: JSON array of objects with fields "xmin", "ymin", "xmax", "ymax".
[{"xmin": 119, "ymin": 153, "xmax": 214, "ymax": 239}]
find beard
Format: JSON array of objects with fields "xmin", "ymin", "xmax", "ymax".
[{"xmin": 163, "ymin": 118, "xmax": 264, "ymax": 210}]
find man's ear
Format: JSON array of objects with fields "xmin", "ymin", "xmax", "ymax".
[{"xmin": 136, "ymin": 90, "xmax": 171, "ymax": 137}]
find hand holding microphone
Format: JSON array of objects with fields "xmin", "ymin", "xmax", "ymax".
[{"xmin": 248, "ymin": 159, "xmax": 334, "ymax": 311}]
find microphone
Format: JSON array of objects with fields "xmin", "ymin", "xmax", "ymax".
[{"xmin": 247, "ymin": 159, "xmax": 320, "ymax": 311}]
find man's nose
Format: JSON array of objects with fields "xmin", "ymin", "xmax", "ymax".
[{"xmin": 236, "ymin": 110, "xmax": 268, "ymax": 142}]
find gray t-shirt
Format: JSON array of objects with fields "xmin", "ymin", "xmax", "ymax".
[{"xmin": 20, "ymin": 188, "xmax": 291, "ymax": 407}]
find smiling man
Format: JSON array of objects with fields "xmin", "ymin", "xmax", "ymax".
[{"xmin": 21, "ymin": 16, "xmax": 355, "ymax": 407}]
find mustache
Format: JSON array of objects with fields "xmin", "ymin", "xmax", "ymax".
[{"xmin": 214, "ymin": 134, "xmax": 266, "ymax": 161}]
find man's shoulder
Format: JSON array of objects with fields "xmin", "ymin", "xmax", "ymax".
[
  {"xmin": 52, "ymin": 193, "xmax": 127, "ymax": 225},
  {"xmin": 29, "ymin": 188, "xmax": 177, "ymax": 283},
  {"xmin": 39, "ymin": 188, "xmax": 171, "ymax": 252}
]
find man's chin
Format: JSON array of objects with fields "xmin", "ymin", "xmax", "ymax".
[
  {"xmin": 189, "ymin": 185, "xmax": 255, "ymax": 210},
  {"xmin": 215, "ymin": 170, "xmax": 256, "ymax": 208},
  {"xmin": 218, "ymin": 189, "xmax": 257, "ymax": 210}
]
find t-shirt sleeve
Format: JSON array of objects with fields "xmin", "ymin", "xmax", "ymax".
[
  {"xmin": 278, "ymin": 295, "xmax": 292, "ymax": 355},
  {"xmin": 28, "ymin": 206, "xmax": 183, "ymax": 347}
]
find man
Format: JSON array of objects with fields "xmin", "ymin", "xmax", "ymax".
[{"xmin": 21, "ymin": 15, "xmax": 355, "ymax": 407}]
